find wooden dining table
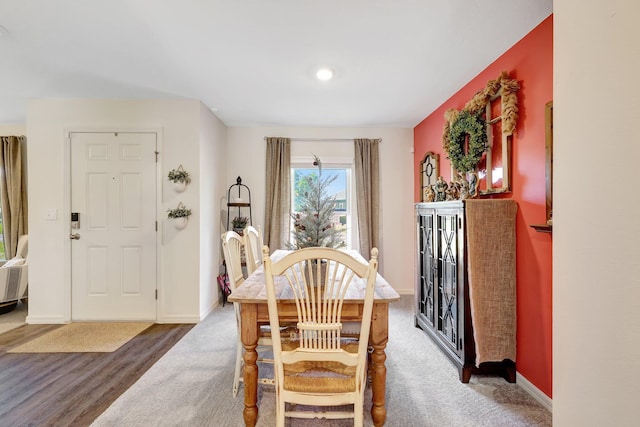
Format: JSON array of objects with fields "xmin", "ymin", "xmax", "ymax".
[{"xmin": 228, "ymin": 249, "xmax": 400, "ymax": 427}]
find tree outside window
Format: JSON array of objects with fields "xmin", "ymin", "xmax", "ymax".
[{"xmin": 291, "ymin": 165, "xmax": 350, "ymax": 248}]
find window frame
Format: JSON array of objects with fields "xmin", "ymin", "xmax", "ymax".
[{"xmin": 290, "ymin": 156, "xmax": 357, "ymax": 251}]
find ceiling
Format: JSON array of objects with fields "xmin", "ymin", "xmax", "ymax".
[{"xmin": 0, "ymin": 1, "xmax": 552, "ymax": 128}]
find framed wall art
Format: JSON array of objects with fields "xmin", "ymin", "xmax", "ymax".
[{"xmin": 420, "ymin": 151, "xmax": 439, "ymax": 202}]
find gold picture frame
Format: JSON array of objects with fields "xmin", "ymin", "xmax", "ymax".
[{"xmin": 545, "ymin": 100, "xmax": 553, "ymax": 224}]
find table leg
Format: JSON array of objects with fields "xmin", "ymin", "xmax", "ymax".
[
  {"xmin": 240, "ymin": 304, "xmax": 259, "ymax": 427},
  {"xmin": 370, "ymin": 303, "xmax": 389, "ymax": 426}
]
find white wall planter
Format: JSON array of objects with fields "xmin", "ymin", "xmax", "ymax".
[
  {"xmin": 167, "ymin": 202, "xmax": 192, "ymax": 230},
  {"xmin": 173, "ymin": 181, "xmax": 187, "ymax": 193},
  {"xmin": 171, "ymin": 217, "xmax": 188, "ymax": 230},
  {"xmin": 167, "ymin": 165, "xmax": 191, "ymax": 193}
]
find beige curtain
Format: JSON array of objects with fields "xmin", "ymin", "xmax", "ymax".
[
  {"xmin": 264, "ymin": 137, "xmax": 291, "ymax": 251},
  {"xmin": 354, "ymin": 138, "xmax": 380, "ymax": 259},
  {"xmin": 0, "ymin": 136, "xmax": 28, "ymax": 259}
]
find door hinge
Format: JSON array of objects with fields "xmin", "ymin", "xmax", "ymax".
[
  {"xmin": 155, "ymin": 289, "xmax": 158, "ymax": 300},
  {"xmin": 155, "ymin": 221, "xmax": 158, "ymax": 231},
  {"xmin": 155, "ymin": 151, "xmax": 159, "ymax": 162}
]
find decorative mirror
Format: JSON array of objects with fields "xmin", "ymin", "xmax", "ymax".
[
  {"xmin": 420, "ymin": 152, "xmax": 439, "ymax": 202},
  {"xmin": 545, "ymin": 100, "xmax": 553, "ymax": 224},
  {"xmin": 479, "ymin": 92, "xmax": 510, "ymax": 194},
  {"xmin": 529, "ymin": 100, "xmax": 553, "ymax": 234}
]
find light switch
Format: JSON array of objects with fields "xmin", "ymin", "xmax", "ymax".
[{"xmin": 46, "ymin": 208, "xmax": 57, "ymax": 220}]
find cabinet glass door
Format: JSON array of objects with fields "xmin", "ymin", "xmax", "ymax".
[
  {"xmin": 437, "ymin": 212, "xmax": 459, "ymax": 351},
  {"xmin": 418, "ymin": 212, "xmax": 435, "ymax": 327}
]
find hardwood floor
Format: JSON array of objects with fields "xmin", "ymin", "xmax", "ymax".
[{"xmin": 0, "ymin": 322, "xmax": 194, "ymax": 427}]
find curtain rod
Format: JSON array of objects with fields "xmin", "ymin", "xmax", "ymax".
[{"xmin": 263, "ymin": 137, "xmax": 382, "ymax": 143}]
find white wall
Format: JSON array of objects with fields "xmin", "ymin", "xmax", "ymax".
[
  {"xmin": 25, "ymin": 99, "xmax": 225, "ymax": 324},
  {"xmin": 554, "ymin": 1, "xmax": 640, "ymax": 425},
  {"xmin": 226, "ymin": 127, "xmax": 414, "ymax": 294},
  {"xmin": 198, "ymin": 103, "xmax": 228, "ymax": 317},
  {"xmin": 0, "ymin": 124, "xmax": 26, "ymax": 135}
]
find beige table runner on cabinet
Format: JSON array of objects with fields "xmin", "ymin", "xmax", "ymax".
[{"xmin": 465, "ymin": 199, "xmax": 517, "ymax": 366}]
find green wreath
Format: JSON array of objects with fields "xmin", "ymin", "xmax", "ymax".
[{"xmin": 447, "ymin": 110, "xmax": 488, "ymax": 173}]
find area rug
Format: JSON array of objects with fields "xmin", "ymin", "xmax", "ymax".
[{"xmin": 8, "ymin": 322, "xmax": 153, "ymax": 353}]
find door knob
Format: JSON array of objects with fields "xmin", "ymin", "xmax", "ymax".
[{"xmin": 70, "ymin": 233, "xmax": 80, "ymax": 240}]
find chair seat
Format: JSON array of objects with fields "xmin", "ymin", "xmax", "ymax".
[
  {"xmin": 281, "ymin": 339, "xmax": 360, "ymax": 392},
  {"xmin": 259, "ymin": 324, "xmax": 291, "ymax": 337},
  {"xmin": 284, "ymin": 367, "xmax": 355, "ymax": 393}
]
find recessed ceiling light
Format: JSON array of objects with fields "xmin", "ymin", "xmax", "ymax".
[{"xmin": 316, "ymin": 68, "xmax": 334, "ymax": 81}]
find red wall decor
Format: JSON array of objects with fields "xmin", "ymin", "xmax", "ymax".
[{"xmin": 413, "ymin": 15, "xmax": 553, "ymax": 397}]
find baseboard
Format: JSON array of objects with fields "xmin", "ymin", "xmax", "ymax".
[
  {"xmin": 26, "ymin": 315, "xmax": 68, "ymax": 324},
  {"xmin": 199, "ymin": 299, "xmax": 219, "ymax": 321},
  {"xmin": 27, "ymin": 314, "xmax": 201, "ymax": 324},
  {"xmin": 157, "ymin": 314, "xmax": 200, "ymax": 324},
  {"xmin": 516, "ymin": 371, "xmax": 552, "ymax": 412}
]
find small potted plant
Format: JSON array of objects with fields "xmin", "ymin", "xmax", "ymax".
[
  {"xmin": 232, "ymin": 216, "xmax": 249, "ymax": 233},
  {"xmin": 167, "ymin": 202, "xmax": 192, "ymax": 229},
  {"xmin": 168, "ymin": 165, "xmax": 191, "ymax": 192}
]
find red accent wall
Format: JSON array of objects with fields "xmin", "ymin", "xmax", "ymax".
[{"xmin": 414, "ymin": 15, "xmax": 553, "ymax": 397}]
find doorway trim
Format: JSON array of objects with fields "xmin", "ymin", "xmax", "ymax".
[{"xmin": 63, "ymin": 127, "xmax": 164, "ymax": 323}]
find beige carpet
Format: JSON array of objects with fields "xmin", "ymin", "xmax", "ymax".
[
  {"xmin": 8, "ymin": 322, "xmax": 152, "ymax": 353},
  {"xmin": 92, "ymin": 296, "xmax": 552, "ymax": 427}
]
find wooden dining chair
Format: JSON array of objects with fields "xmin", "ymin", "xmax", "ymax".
[
  {"xmin": 221, "ymin": 231, "xmax": 275, "ymax": 397},
  {"xmin": 243, "ymin": 225, "xmax": 263, "ymax": 276},
  {"xmin": 263, "ymin": 245, "xmax": 379, "ymax": 426}
]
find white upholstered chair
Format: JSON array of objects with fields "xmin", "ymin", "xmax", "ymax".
[
  {"xmin": 243, "ymin": 225, "xmax": 263, "ymax": 276},
  {"xmin": 0, "ymin": 234, "xmax": 28, "ymax": 314},
  {"xmin": 263, "ymin": 245, "xmax": 379, "ymax": 426},
  {"xmin": 221, "ymin": 231, "xmax": 274, "ymax": 397}
]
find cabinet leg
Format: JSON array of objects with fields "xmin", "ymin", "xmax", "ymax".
[
  {"xmin": 461, "ymin": 366, "xmax": 473, "ymax": 383},
  {"xmin": 461, "ymin": 361, "xmax": 516, "ymax": 383},
  {"xmin": 503, "ymin": 362, "xmax": 517, "ymax": 383}
]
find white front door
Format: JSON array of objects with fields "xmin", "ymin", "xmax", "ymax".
[{"xmin": 70, "ymin": 132, "xmax": 157, "ymax": 321}]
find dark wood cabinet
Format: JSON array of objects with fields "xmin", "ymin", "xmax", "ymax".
[{"xmin": 415, "ymin": 200, "xmax": 516, "ymax": 383}]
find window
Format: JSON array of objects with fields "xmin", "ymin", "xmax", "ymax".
[{"xmin": 290, "ymin": 161, "xmax": 355, "ymax": 249}]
